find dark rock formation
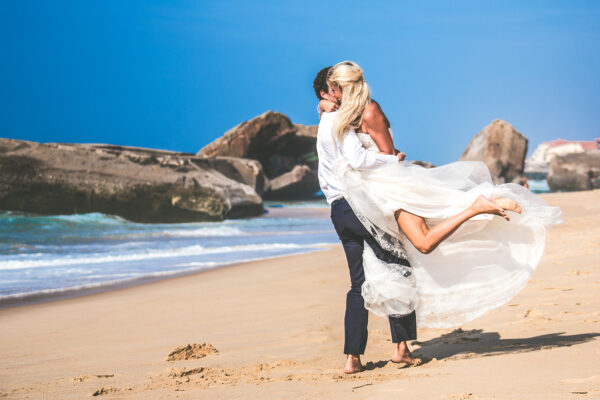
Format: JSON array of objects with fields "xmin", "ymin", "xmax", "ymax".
[
  {"xmin": 547, "ymin": 151, "xmax": 600, "ymax": 192},
  {"xmin": 263, "ymin": 165, "xmax": 319, "ymax": 200},
  {"xmin": 411, "ymin": 160, "xmax": 436, "ymax": 169},
  {"xmin": 0, "ymin": 139, "xmax": 263, "ymax": 222},
  {"xmin": 197, "ymin": 111, "xmax": 320, "ymax": 198},
  {"xmin": 460, "ymin": 120, "xmax": 528, "ymax": 184}
]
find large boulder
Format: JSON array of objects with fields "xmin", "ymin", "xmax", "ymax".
[
  {"xmin": 460, "ymin": 120, "xmax": 528, "ymax": 184},
  {"xmin": 197, "ymin": 111, "xmax": 295, "ymax": 162},
  {"xmin": 547, "ymin": 151, "xmax": 600, "ymax": 192},
  {"xmin": 263, "ymin": 165, "xmax": 319, "ymax": 200},
  {"xmin": 0, "ymin": 139, "xmax": 263, "ymax": 222},
  {"xmin": 191, "ymin": 156, "xmax": 269, "ymax": 196},
  {"xmin": 197, "ymin": 111, "xmax": 320, "ymax": 198}
]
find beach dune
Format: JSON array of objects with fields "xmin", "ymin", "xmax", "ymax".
[{"xmin": 1, "ymin": 190, "xmax": 599, "ymax": 399}]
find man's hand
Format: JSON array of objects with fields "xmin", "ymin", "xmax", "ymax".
[{"xmin": 319, "ymin": 99, "xmax": 339, "ymax": 112}]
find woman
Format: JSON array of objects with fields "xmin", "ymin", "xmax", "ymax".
[{"xmin": 327, "ymin": 61, "xmax": 561, "ymax": 328}]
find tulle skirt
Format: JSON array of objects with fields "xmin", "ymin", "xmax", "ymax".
[{"xmin": 337, "ymin": 159, "xmax": 562, "ymax": 329}]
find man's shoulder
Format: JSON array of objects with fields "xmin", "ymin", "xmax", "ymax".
[
  {"xmin": 320, "ymin": 111, "xmax": 336, "ymax": 122},
  {"xmin": 317, "ymin": 111, "xmax": 336, "ymax": 135}
]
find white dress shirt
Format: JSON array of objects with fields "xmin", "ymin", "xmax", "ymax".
[{"xmin": 316, "ymin": 112, "xmax": 399, "ymax": 204}]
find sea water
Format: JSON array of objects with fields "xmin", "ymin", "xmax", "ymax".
[{"xmin": 0, "ymin": 201, "xmax": 337, "ymax": 306}]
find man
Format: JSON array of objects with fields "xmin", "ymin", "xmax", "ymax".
[{"xmin": 314, "ymin": 67, "xmax": 420, "ymax": 374}]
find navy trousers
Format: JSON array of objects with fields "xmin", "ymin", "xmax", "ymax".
[{"xmin": 330, "ymin": 197, "xmax": 417, "ymax": 355}]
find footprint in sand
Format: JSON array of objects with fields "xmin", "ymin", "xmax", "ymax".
[
  {"xmin": 448, "ymin": 393, "xmax": 475, "ymax": 400},
  {"xmin": 149, "ymin": 360, "xmax": 301, "ymax": 389},
  {"xmin": 73, "ymin": 374, "xmax": 114, "ymax": 382},
  {"xmin": 568, "ymin": 270, "xmax": 591, "ymax": 276},
  {"xmin": 91, "ymin": 386, "xmax": 132, "ymax": 396},
  {"xmin": 522, "ymin": 308, "xmax": 548, "ymax": 320},
  {"xmin": 166, "ymin": 343, "xmax": 218, "ymax": 361}
]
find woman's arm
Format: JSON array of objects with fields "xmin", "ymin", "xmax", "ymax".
[
  {"xmin": 319, "ymin": 99, "xmax": 339, "ymax": 112},
  {"xmin": 395, "ymin": 196, "xmax": 510, "ymax": 254}
]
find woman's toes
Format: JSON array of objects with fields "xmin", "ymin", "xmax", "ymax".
[{"xmin": 492, "ymin": 198, "xmax": 522, "ymax": 214}]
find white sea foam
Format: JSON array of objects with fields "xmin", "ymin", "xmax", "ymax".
[
  {"xmin": 0, "ymin": 262, "xmax": 220, "ymax": 302},
  {"xmin": 0, "ymin": 249, "xmax": 337, "ymax": 302},
  {"xmin": 0, "ymin": 243, "xmax": 315, "ymax": 271},
  {"xmin": 153, "ymin": 226, "xmax": 246, "ymax": 237}
]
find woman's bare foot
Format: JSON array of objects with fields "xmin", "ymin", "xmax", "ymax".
[
  {"xmin": 491, "ymin": 197, "xmax": 522, "ymax": 214},
  {"xmin": 391, "ymin": 342, "xmax": 423, "ymax": 367},
  {"xmin": 344, "ymin": 354, "xmax": 364, "ymax": 374}
]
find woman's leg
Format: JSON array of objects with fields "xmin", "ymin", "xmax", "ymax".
[{"xmin": 395, "ymin": 195, "xmax": 522, "ymax": 254}]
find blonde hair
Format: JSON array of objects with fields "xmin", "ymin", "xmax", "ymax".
[{"xmin": 327, "ymin": 61, "xmax": 370, "ymax": 142}]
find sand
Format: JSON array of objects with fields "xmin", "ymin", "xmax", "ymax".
[{"xmin": 1, "ymin": 190, "xmax": 599, "ymax": 399}]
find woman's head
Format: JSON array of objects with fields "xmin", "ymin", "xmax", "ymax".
[{"xmin": 327, "ymin": 61, "xmax": 370, "ymax": 142}]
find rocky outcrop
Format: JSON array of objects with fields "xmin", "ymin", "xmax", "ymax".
[
  {"xmin": 460, "ymin": 120, "xmax": 528, "ymax": 184},
  {"xmin": 525, "ymin": 138, "xmax": 599, "ymax": 177},
  {"xmin": 547, "ymin": 151, "xmax": 600, "ymax": 192},
  {"xmin": 264, "ymin": 165, "xmax": 319, "ymax": 200},
  {"xmin": 197, "ymin": 111, "xmax": 320, "ymax": 198},
  {"xmin": 0, "ymin": 139, "xmax": 263, "ymax": 222},
  {"xmin": 411, "ymin": 160, "xmax": 436, "ymax": 169},
  {"xmin": 192, "ymin": 157, "xmax": 268, "ymax": 196}
]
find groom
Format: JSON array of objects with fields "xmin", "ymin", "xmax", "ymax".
[{"xmin": 314, "ymin": 67, "xmax": 420, "ymax": 374}]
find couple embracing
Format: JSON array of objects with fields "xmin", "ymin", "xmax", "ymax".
[{"xmin": 313, "ymin": 61, "xmax": 561, "ymax": 374}]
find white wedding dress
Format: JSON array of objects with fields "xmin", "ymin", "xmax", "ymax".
[{"xmin": 337, "ymin": 131, "xmax": 562, "ymax": 329}]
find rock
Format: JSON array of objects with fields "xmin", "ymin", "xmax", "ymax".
[
  {"xmin": 197, "ymin": 111, "xmax": 320, "ymax": 198},
  {"xmin": 293, "ymin": 123, "xmax": 318, "ymax": 139},
  {"xmin": 547, "ymin": 151, "xmax": 600, "ymax": 192},
  {"xmin": 263, "ymin": 165, "xmax": 319, "ymax": 200},
  {"xmin": 410, "ymin": 160, "xmax": 436, "ymax": 169},
  {"xmin": 192, "ymin": 156, "xmax": 269, "ymax": 196},
  {"xmin": 197, "ymin": 110, "xmax": 294, "ymax": 162},
  {"xmin": 526, "ymin": 138, "xmax": 599, "ymax": 175},
  {"xmin": 459, "ymin": 119, "xmax": 528, "ymax": 184},
  {"xmin": 0, "ymin": 139, "xmax": 263, "ymax": 222}
]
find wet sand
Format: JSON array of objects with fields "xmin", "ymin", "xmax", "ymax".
[{"xmin": 1, "ymin": 190, "xmax": 599, "ymax": 399}]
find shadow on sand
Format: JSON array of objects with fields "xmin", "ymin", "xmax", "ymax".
[
  {"xmin": 362, "ymin": 329, "xmax": 599, "ymax": 371},
  {"xmin": 412, "ymin": 328, "xmax": 600, "ymax": 360}
]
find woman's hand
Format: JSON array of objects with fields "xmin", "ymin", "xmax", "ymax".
[{"xmin": 319, "ymin": 99, "xmax": 339, "ymax": 112}]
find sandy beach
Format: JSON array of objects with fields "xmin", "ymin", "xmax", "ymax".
[{"xmin": 1, "ymin": 190, "xmax": 599, "ymax": 399}]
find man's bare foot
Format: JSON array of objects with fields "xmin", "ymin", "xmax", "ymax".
[
  {"xmin": 391, "ymin": 342, "xmax": 423, "ymax": 367},
  {"xmin": 344, "ymin": 354, "xmax": 364, "ymax": 374},
  {"xmin": 491, "ymin": 197, "xmax": 522, "ymax": 214},
  {"xmin": 391, "ymin": 353, "xmax": 423, "ymax": 366}
]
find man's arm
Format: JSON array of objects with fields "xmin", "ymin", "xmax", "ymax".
[{"xmin": 338, "ymin": 129, "xmax": 400, "ymax": 170}]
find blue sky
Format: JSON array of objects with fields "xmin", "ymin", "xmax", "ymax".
[{"xmin": 1, "ymin": 1, "xmax": 599, "ymax": 165}]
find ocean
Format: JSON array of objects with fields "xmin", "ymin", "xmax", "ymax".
[
  {"xmin": 0, "ymin": 178, "xmax": 552, "ymax": 308},
  {"xmin": 527, "ymin": 179, "xmax": 551, "ymax": 194},
  {"xmin": 0, "ymin": 201, "xmax": 338, "ymax": 307}
]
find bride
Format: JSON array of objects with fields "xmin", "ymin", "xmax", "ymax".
[{"xmin": 325, "ymin": 61, "xmax": 562, "ymax": 329}]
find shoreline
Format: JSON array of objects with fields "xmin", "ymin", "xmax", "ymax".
[
  {"xmin": 0, "ymin": 203, "xmax": 333, "ymax": 309},
  {"xmin": 0, "ymin": 245, "xmax": 335, "ymax": 310}
]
